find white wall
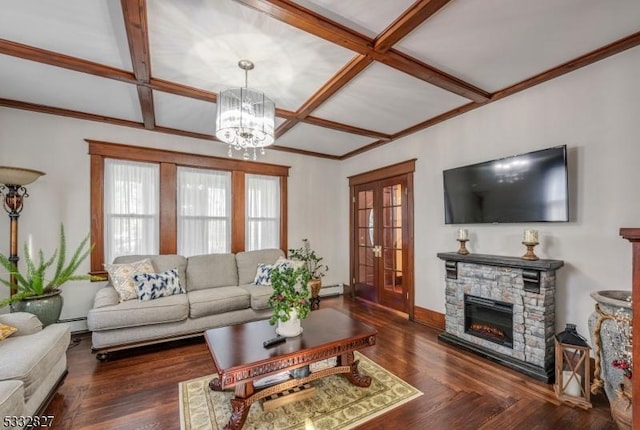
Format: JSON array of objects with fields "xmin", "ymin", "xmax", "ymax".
[
  {"xmin": 0, "ymin": 109, "xmax": 343, "ymax": 331},
  {"xmin": 1, "ymin": 45, "xmax": 638, "ymax": 338},
  {"xmin": 340, "ymin": 45, "xmax": 640, "ymax": 339}
]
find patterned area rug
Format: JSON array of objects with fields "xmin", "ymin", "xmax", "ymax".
[{"xmin": 179, "ymin": 352, "xmax": 422, "ymax": 430}]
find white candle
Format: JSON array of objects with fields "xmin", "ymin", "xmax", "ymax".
[
  {"xmin": 27, "ymin": 234, "xmax": 33, "ymax": 259},
  {"xmin": 524, "ymin": 229, "xmax": 538, "ymax": 244},
  {"xmin": 562, "ymin": 371, "xmax": 582, "ymax": 397},
  {"xmin": 457, "ymin": 229, "xmax": 468, "ymax": 241}
]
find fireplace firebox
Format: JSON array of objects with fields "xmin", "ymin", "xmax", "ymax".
[{"xmin": 464, "ymin": 295, "xmax": 513, "ymax": 348}]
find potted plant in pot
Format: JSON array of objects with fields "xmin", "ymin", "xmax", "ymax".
[
  {"xmin": 268, "ymin": 265, "xmax": 311, "ymax": 337},
  {"xmin": 0, "ymin": 224, "xmax": 96, "ymax": 325},
  {"xmin": 288, "ymin": 239, "xmax": 328, "ymax": 308}
]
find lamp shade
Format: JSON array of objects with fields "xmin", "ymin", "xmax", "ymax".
[
  {"xmin": 215, "ymin": 87, "xmax": 275, "ymax": 148},
  {"xmin": 0, "ymin": 166, "xmax": 45, "ymax": 186}
]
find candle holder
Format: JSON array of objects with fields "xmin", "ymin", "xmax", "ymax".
[
  {"xmin": 457, "ymin": 239, "xmax": 469, "ymax": 255},
  {"xmin": 521, "ymin": 241, "xmax": 539, "ymax": 261}
]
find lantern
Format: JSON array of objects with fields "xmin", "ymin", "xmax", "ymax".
[{"xmin": 554, "ymin": 323, "xmax": 592, "ymax": 409}]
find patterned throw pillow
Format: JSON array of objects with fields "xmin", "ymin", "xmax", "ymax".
[
  {"xmin": 253, "ymin": 258, "xmax": 306, "ymax": 286},
  {"xmin": 132, "ymin": 268, "xmax": 184, "ymax": 301},
  {"xmin": 105, "ymin": 258, "xmax": 156, "ymax": 302},
  {"xmin": 254, "ymin": 263, "xmax": 275, "ymax": 286},
  {"xmin": 275, "ymin": 256, "xmax": 305, "ymax": 271},
  {"xmin": 0, "ymin": 324, "xmax": 17, "ymax": 341}
]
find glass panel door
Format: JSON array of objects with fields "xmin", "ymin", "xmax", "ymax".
[
  {"xmin": 352, "ymin": 175, "xmax": 409, "ymax": 313},
  {"xmin": 380, "ymin": 181, "xmax": 405, "ymax": 310},
  {"xmin": 354, "ymin": 185, "xmax": 378, "ymax": 303}
]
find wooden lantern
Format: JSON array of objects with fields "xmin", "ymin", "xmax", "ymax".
[{"xmin": 554, "ymin": 323, "xmax": 592, "ymax": 409}]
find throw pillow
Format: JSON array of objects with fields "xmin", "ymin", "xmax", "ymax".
[
  {"xmin": 105, "ymin": 258, "xmax": 156, "ymax": 302},
  {"xmin": 253, "ymin": 258, "xmax": 306, "ymax": 286},
  {"xmin": 132, "ymin": 268, "xmax": 184, "ymax": 301},
  {"xmin": 254, "ymin": 263, "xmax": 275, "ymax": 286},
  {"xmin": 0, "ymin": 324, "xmax": 17, "ymax": 341},
  {"xmin": 275, "ymin": 256, "xmax": 305, "ymax": 271}
]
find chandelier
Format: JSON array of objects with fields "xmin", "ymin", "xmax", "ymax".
[{"xmin": 215, "ymin": 60, "xmax": 275, "ymax": 160}]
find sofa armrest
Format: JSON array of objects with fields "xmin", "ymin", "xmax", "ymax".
[
  {"xmin": 0, "ymin": 312, "xmax": 43, "ymax": 336},
  {"xmin": 93, "ymin": 286, "xmax": 120, "ymax": 308},
  {"xmin": 0, "ymin": 380, "xmax": 25, "ymax": 422}
]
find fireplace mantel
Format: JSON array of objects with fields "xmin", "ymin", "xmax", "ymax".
[
  {"xmin": 437, "ymin": 251, "xmax": 564, "ymax": 382},
  {"xmin": 437, "ymin": 252, "xmax": 564, "ymax": 271}
]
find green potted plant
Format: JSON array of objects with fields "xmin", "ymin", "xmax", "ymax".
[
  {"xmin": 288, "ymin": 239, "xmax": 328, "ymax": 304},
  {"xmin": 268, "ymin": 265, "xmax": 311, "ymax": 337},
  {"xmin": 0, "ymin": 224, "xmax": 96, "ymax": 325}
]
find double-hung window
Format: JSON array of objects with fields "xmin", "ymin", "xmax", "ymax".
[
  {"xmin": 104, "ymin": 159, "xmax": 159, "ymax": 264},
  {"xmin": 89, "ymin": 140, "xmax": 288, "ymax": 275},
  {"xmin": 177, "ymin": 167, "xmax": 231, "ymax": 256},
  {"xmin": 245, "ymin": 174, "xmax": 280, "ymax": 251}
]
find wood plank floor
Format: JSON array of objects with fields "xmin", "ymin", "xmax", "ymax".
[{"xmin": 45, "ymin": 296, "xmax": 617, "ymax": 429}]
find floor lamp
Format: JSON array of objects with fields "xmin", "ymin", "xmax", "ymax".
[{"xmin": 0, "ymin": 166, "xmax": 45, "ymax": 296}]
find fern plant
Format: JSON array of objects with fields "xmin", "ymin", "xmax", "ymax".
[{"xmin": 0, "ymin": 224, "xmax": 96, "ymax": 307}]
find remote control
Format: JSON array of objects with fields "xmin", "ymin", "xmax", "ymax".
[{"xmin": 263, "ymin": 335, "xmax": 286, "ymax": 348}]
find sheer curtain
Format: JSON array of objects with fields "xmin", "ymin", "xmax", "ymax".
[
  {"xmin": 177, "ymin": 167, "xmax": 231, "ymax": 256},
  {"xmin": 104, "ymin": 159, "xmax": 159, "ymax": 264},
  {"xmin": 246, "ymin": 174, "xmax": 280, "ymax": 251}
]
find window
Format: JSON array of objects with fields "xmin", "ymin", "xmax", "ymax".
[
  {"xmin": 246, "ymin": 174, "xmax": 280, "ymax": 251},
  {"xmin": 177, "ymin": 167, "xmax": 231, "ymax": 256},
  {"xmin": 88, "ymin": 140, "xmax": 289, "ymax": 275},
  {"xmin": 104, "ymin": 159, "xmax": 159, "ymax": 263}
]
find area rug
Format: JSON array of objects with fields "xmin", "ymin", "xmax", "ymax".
[{"xmin": 179, "ymin": 352, "xmax": 422, "ymax": 430}]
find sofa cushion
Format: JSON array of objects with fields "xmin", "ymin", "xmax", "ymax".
[
  {"xmin": 87, "ymin": 294, "xmax": 189, "ymax": 331},
  {"xmin": 188, "ymin": 287, "xmax": 250, "ymax": 319},
  {"xmin": 0, "ymin": 312, "xmax": 42, "ymax": 337},
  {"xmin": 186, "ymin": 254, "xmax": 238, "ymax": 291},
  {"xmin": 238, "ymin": 284, "xmax": 273, "ymax": 311},
  {"xmin": 235, "ymin": 249, "xmax": 285, "ymax": 285},
  {"xmin": 106, "ymin": 258, "xmax": 156, "ymax": 302},
  {"xmin": 0, "ymin": 323, "xmax": 70, "ymax": 404},
  {"xmin": 133, "ymin": 268, "xmax": 184, "ymax": 301}
]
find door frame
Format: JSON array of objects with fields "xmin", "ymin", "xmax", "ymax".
[{"xmin": 348, "ymin": 159, "xmax": 416, "ymax": 320}]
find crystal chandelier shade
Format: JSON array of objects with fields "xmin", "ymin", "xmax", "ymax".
[{"xmin": 215, "ymin": 60, "xmax": 275, "ymax": 160}]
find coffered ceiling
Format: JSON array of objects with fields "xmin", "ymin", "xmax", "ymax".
[{"xmin": 1, "ymin": 0, "xmax": 639, "ymax": 159}]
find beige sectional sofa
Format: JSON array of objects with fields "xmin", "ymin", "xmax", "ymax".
[
  {"xmin": 0, "ymin": 312, "xmax": 70, "ymax": 427},
  {"xmin": 87, "ymin": 248, "xmax": 284, "ymax": 359}
]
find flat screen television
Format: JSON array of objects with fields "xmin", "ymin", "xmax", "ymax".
[{"xmin": 443, "ymin": 145, "xmax": 569, "ymax": 224}]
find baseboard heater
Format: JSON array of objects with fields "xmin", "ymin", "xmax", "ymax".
[{"xmin": 319, "ymin": 284, "xmax": 344, "ymax": 297}]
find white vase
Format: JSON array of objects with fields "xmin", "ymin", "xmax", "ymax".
[{"xmin": 276, "ymin": 309, "xmax": 303, "ymax": 337}]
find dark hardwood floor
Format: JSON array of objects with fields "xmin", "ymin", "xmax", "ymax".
[{"xmin": 45, "ymin": 296, "xmax": 616, "ymax": 429}]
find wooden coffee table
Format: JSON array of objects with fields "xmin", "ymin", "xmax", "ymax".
[{"xmin": 204, "ymin": 308, "xmax": 377, "ymax": 430}]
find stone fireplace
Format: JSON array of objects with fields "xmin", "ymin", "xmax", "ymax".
[{"xmin": 437, "ymin": 252, "xmax": 564, "ymax": 382}]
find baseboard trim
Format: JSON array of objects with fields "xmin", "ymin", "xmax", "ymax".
[{"xmin": 414, "ymin": 306, "xmax": 445, "ymax": 331}]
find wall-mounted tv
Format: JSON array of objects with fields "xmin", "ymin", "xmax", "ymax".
[{"xmin": 443, "ymin": 145, "xmax": 569, "ymax": 224}]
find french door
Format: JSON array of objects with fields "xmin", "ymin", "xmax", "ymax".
[{"xmin": 350, "ymin": 161, "xmax": 414, "ymax": 316}]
